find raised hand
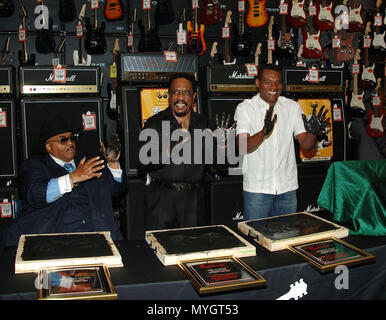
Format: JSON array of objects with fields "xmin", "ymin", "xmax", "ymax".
[
  {"xmin": 100, "ymin": 134, "xmax": 121, "ymax": 169},
  {"xmin": 70, "ymin": 156, "xmax": 105, "ymax": 184},
  {"xmin": 264, "ymin": 105, "xmax": 277, "ymax": 137},
  {"xmin": 302, "ymin": 104, "xmax": 330, "ymax": 135}
]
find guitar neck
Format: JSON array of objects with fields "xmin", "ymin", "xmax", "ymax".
[
  {"xmin": 78, "ymin": 37, "xmax": 83, "ymax": 61},
  {"xmin": 193, "ymin": 8, "xmax": 198, "ymax": 31},
  {"xmin": 239, "ymin": 11, "xmax": 244, "ymax": 35},
  {"xmin": 145, "ymin": 9, "xmax": 151, "ymax": 31},
  {"xmin": 353, "ymin": 73, "xmax": 358, "ymax": 95}
]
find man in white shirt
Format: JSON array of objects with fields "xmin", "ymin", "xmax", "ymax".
[
  {"xmin": 234, "ymin": 64, "xmax": 329, "ymax": 220},
  {"xmin": 5, "ymin": 115, "xmax": 127, "ymax": 246}
]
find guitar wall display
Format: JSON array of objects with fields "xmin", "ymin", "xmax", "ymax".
[
  {"xmin": 18, "ymin": 5, "xmax": 36, "ymax": 66},
  {"xmin": 372, "ymin": 0, "xmax": 386, "ymax": 50},
  {"xmin": 366, "ymin": 78, "xmax": 384, "ymax": 138},
  {"xmin": 138, "ymin": 1, "xmax": 162, "ymax": 52},
  {"xmin": 350, "ymin": 49, "xmax": 365, "ymax": 111},
  {"xmin": 359, "ymin": 22, "xmax": 376, "ymax": 90},
  {"xmin": 187, "ymin": 0, "xmax": 206, "ymax": 56},
  {"xmin": 73, "ymin": 3, "xmax": 91, "ymax": 66},
  {"xmin": 348, "ymin": 0, "xmax": 364, "ymax": 32},
  {"xmin": 85, "ymin": 0, "xmax": 106, "ymax": 55},
  {"xmin": 104, "ymin": 0, "xmax": 123, "ymax": 21},
  {"xmin": 246, "ymin": 0, "xmax": 268, "ymax": 28},
  {"xmin": 287, "ymin": 0, "xmax": 307, "ymax": 27},
  {"xmin": 232, "ymin": 0, "xmax": 252, "ymax": 59},
  {"xmin": 313, "ymin": 0, "xmax": 334, "ymax": 31},
  {"xmin": 200, "ymin": 0, "xmax": 222, "ymax": 25}
]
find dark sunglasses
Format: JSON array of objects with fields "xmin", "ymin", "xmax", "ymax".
[{"xmin": 47, "ymin": 134, "xmax": 78, "ymax": 144}]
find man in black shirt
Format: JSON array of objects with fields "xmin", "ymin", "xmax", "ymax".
[{"xmin": 140, "ymin": 74, "xmax": 211, "ymax": 230}]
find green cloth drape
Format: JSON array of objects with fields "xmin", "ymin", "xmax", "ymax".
[{"xmin": 317, "ymin": 160, "xmax": 386, "ymax": 235}]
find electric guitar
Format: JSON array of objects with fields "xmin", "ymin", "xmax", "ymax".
[
  {"xmin": 73, "ymin": 4, "xmax": 91, "ymax": 66},
  {"xmin": 287, "ymin": 0, "xmax": 307, "ymax": 27},
  {"xmin": 366, "ymin": 78, "xmax": 384, "ymax": 138},
  {"xmin": 330, "ymin": 26, "xmax": 344, "ymax": 68},
  {"xmin": 350, "ymin": 49, "xmax": 365, "ymax": 111},
  {"xmin": 222, "ymin": 11, "xmax": 236, "ymax": 65},
  {"xmin": 372, "ymin": 0, "xmax": 386, "ymax": 50},
  {"xmin": 359, "ymin": 22, "xmax": 376, "ymax": 90},
  {"xmin": 138, "ymin": 2, "xmax": 162, "ymax": 52},
  {"xmin": 1, "ymin": 36, "xmax": 10, "ymax": 65},
  {"xmin": 127, "ymin": 8, "xmax": 137, "ymax": 53},
  {"xmin": 313, "ymin": 0, "xmax": 334, "ymax": 31},
  {"xmin": 200, "ymin": 0, "xmax": 222, "ymax": 25},
  {"xmin": 301, "ymin": 1, "xmax": 322, "ymax": 59},
  {"xmin": 53, "ymin": 37, "xmax": 66, "ymax": 66},
  {"xmin": 18, "ymin": 6, "xmax": 36, "ymax": 66},
  {"xmin": 254, "ymin": 42, "xmax": 262, "ymax": 68},
  {"xmin": 348, "ymin": 0, "xmax": 364, "ymax": 32},
  {"xmin": 187, "ymin": 1, "xmax": 206, "ymax": 56},
  {"xmin": 104, "ymin": 0, "xmax": 123, "ymax": 21},
  {"xmin": 209, "ymin": 41, "xmax": 218, "ymax": 64},
  {"xmin": 276, "ymin": 0, "xmax": 295, "ymax": 57},
  {"xmin": 85, "ymin": 2, "xmax": 106, "ymax": 55},
  {"xmin": 0, "ymin": 0, "xmax": 14, "ymax": 17},
  {"xmin": 107, "ymin": 38, "xmax": 120, "ymax": 119},
  {"xmin": 35, "ymin": 1, "xmax": 56, "ymax": 54},
  {"xmin": 246, "ymin": 0, "xmax": 268, "ymax": 28},
  {"xmin": 276, "ymin": 279, "xmax": 308, "ymax": 300},
  {"xmin": 267, "ymin": 16, "xmax": 275, "ymax": 64},
  {"xmin": 176, "ymin": 8, "xmax": 186, "ymax": 54},
  {"xmin": 231, "ymin": 2, "xmax": 252, "ymax": 58},
  {"xmin": 156, "ymin": 0, "xmax": 175, "ymax": 25}
]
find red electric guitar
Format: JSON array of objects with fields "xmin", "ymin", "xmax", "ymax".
[
  {"xmin": 366, "ymin": 78, "xmax": 384, "ymax": 138},
  {"xmin": 313, "ymin": 0, "xmax": 334, "ymax": 31},
  {"xmin": 348, "ymin": 0, "xmax": 364, "ymax": 32},
  {"xmin": 286, "ymin": 0, "xmax": 307, "ymax": 27},
  {"xmin": 301, "ymin": 1, "xmax": 322, "ymax": 59},
  {"xmin": 187, "ymin": 1, "xmax": 206, "ymax": 56},
  {"xmin": 200, "ymin": 0, "xmax": 222, "ymax": 25}
]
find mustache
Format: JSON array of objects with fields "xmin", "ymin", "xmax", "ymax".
[{"xmin": 173, "ymin": 100, "xmax": 188, "ymax": 107}]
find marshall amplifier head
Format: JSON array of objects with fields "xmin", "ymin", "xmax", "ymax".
[
  {"xmin": 20, "ymin": 97, "xmax": 103, "ymax": 160},
  {"xmin": 206, "ymin": 65, "xmax": 257, "ymax": 93},
  {"xmin": 0, "ymin": 66, "xmax": 15, "ymax": 96},
  {"xmin": 19, "ymin": 66, "xmax": 101, "ymax": 95},
  {"xmin": 283, "ymin": 67, "xmax": 344, "ymax": 93},
  {"xmin": 119, "ymin": 53, "xmax": 198, "ymax": 83}
]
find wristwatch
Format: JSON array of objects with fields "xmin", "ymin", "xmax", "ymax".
[{"xmin": 69, "ymin": 173, "xmax": 79, "ymax": 187}]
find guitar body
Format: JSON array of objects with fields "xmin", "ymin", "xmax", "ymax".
[
  {"xmin": 187, "ymin": 21, "xmax": 206, "ymax": 56},
  {"xmin": 138, "ymin": 20, "xmax": 162, "ymax": 52},
  {"xmin": 348, "ymin": 4, "xmax": 364, "ymax": 32},
  {"xmin": 313, "ymin": 1, "xmax": 334, "ymax": 31},
  {"xmin": 336, "ymin": 32, "xmax": 355, "ymax": 62},
  {"xmin": 156, "ymin": 0, "xmax": 175, "ymax": 25},
  {"xmin": 73, "ymin": 50, "xmax": 91, "ymax": 65},
  {"xmin": 276, "ymin": 29, "xmax": 296, "ymax": 56},
  {"xmin": 350, "ymin": 92, "xmax": 365, "ymax": 111},
  {"xmin": 286, "ymin": 0, "xmax": 307, "ymax": 27},
  {"xmin": 59, "ymin": 0, "xmax": 76, "ymax": 22},
  {"xmin": 200, "ymin": 0, "xmax": 222, "ymax": 25},
  {"xmin": 301, "ymin": 28, "xmax": 322, "ymax": 59},
  {"xmin": 18, "ymin": 50, "xmax": 35, "ymax": 66},
  {"xmin": 231, "ymin": 25, "xmax": 252, "ymax": 57},
  {"xmin": 0, "ymin": 0, "xmax": 14, "ymax": 17},
  {"xmin": 359, "ymin": 63, "xmax": 376, "ymax": 89},
  {"xmin": 35, "ymin": 17, "xmax": 56, "ymax": 54},
  {"xmin": 246, "ymin": 0, "xmax": 268, "ymax": 28},
  {"xmin": 85, "ymin": 18, "xmax": 106, "ymax": 55},
  {"xmin": 366, "ymin": 109, "xmax": 384, "ymax": 137},
  {"xmin": 104, "ymin": 0, "xmax": 123, "ymax": 21},
  {"xmin": 373, "ymin": 31, "xmax": 386, "ymax": 50}
]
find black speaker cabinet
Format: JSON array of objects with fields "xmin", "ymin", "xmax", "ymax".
[
  {"xmin": 207, "ymin": 176, "xmax": 244, "ymax": 231},
  {"xmin": 20, "ymin": 97, "xmax": 103, "ymax": 160},
  {"xmin": 297, "ymin": 164, "xmax": 329, "ymax": 212},
  {"xmin": 0, "ymin": 99, "xmax": 17, "ymax": 179}
]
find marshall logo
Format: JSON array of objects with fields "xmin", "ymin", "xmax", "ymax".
[
  {"xmin": 229, "ymin": 71, "xmax": 254, "ymax": 80},
  {"xmin": 232, "ymin": 211, "xmax": 244, "ymax": 221},
  {"xmin": 302, "ymin": 74, "xmax": 327, "ymax": 82},
  {"xmin": 45, "ymin": 73, "xmax": 77, "ymax": 82}
]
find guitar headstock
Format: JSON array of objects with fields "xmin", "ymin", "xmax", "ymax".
[
  {"xmin": 224, "ymin": 10, "xmax": 232, "ymax": 27},
  {"xmin": 269, "ymin": 15, "xmax": 274, "ymax": 28},
  {"xmin": 364, "ymin": 21, "xmax": 371, "ymax": 36},
  {"xmin": 57, "ymin": 38, "xmax": 66, "ymax": 54},
  {"xmin": 113, "ymin": 38, "xmax": 120, "ymax": 56},
  {"xmin": 254, "ymin": 42, "xmax": 262, "ymax": 65},
  {"xmin": 376, "ymin": 0, "xmax": 381, "ymax": 9},
  {"xmin": 20, "ymin": 5, "xmax": 27, "ymax": 19},
  {"xmin": 354, "ymin": 48, "xmax": 361, "ymax": 63},
  {"xmin": 375, "ymin": 78, "xmax": 381, "ymax": 92},
  {"xmin": 210, "ymin": 41, "xmax": 218, "ymax": 57},
  {"xmin": 130, "ymin": 8, "xmax": 137, "ymax": 26},
  {"xmin": 178, "ymin": 8, "xmax": 186, "ymax": 24},
  {"xmin": 297, "ymin": 44, "xmax": 304, "ymax": 59},
  {"xmin": 78, "ymin": 3, "xmax": 86, "ymax": 23}
]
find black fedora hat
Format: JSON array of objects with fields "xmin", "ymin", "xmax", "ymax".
[{"xmin": 39, "ymin": 114, "xmax": 80, "ymax": 143}]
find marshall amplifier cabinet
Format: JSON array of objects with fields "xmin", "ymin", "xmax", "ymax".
[
  {"xmin": 119, "ymin": 53, "xmax": 198, "ymax": 83},
  {"xmin": 0, "ymin": 99, "xmax": 17, "ymax": 179},
  {"xmin": 20, "ymin": 97, "xmax": 103, "ymax": 160},
  {"xmin": 206, "ymin": 65, "xmax": 257, "ymax": 93},
  {"xmin": 19, "ymin": 66, "xmax": 101, "ymax": 95},
  {"xmin": 283, "ymin": 67, "xmax": 344, "ymax": 93},
  {"xmin": 0, "ymin": 66, "xmax": 15, "ymax": 96}
]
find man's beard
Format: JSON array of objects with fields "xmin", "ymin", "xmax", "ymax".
[{"xmin": 172, "ymin": 101, "xmax": 190, "ymax": 117}]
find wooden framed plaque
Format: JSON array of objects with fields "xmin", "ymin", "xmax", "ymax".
[
  {"xmin": 178, "ymin": 256, "xmax": 266, "ymax": 295},
  {"xmin": 287, "ymin": 237, "xmax": 375, "ymax": 273},
  {"xmin": 238, "ymin": 211, "xmax": 348, "ymax": 252},
  {"xmin": 37, "ymin": 264, "xmax": 117, "ymax": 300},
  {"xmin": 145, "ymin": 225, "xmax": 256, "ymax": 266},
  {"xmin": 15, "ymin": 232, "xmax": 123, "ymax": 274}
]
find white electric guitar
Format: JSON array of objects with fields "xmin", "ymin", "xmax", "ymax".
[
  {"xmin": 276, "ymin": 278, "xmax": 308, "ymax": 300},
  {"xmin": 73, "ymin": 4, "xmax": 91, "ymax": 66},
  {"xmin": 361, "ymin": 22, "xmax": 376, "ymax": 84},
  {"xmin": 372, "ymin": 0, "xmax": 386, "ymax": 50},
  {"xmin": 348, "ymin": 0, "xmax": 363, "ymax": 26},
  {"xmin": 350, "ymin": 49, "xmax": 365, "ymax": 111}
]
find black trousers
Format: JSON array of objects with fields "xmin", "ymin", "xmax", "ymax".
[{"xmin": 144, "ymin": 182, "xmax": 207, "ymax": 231}]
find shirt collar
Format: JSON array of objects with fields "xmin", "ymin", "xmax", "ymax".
[{"xmin": 49, "ymin": 154, "xmax": 75, "ymax": 168}]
